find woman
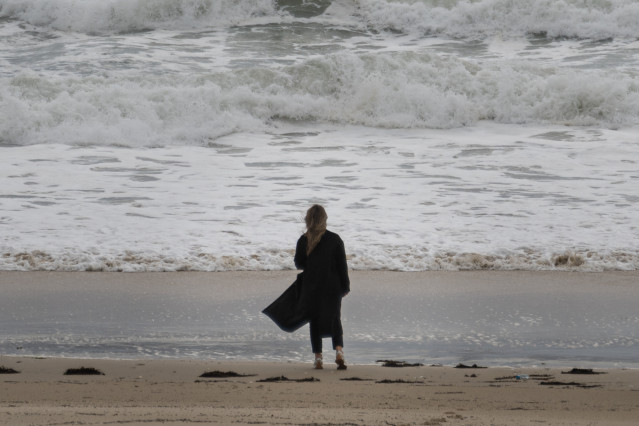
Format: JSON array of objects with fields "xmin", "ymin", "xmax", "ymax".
[{"xmin": 294, "ymin": 205, "xmax": 350, "ymax": 370}]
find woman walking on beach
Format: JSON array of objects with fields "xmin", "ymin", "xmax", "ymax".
[{"xmin": 295, "ymin": 205, "xmax": 350, "ymax": 370}]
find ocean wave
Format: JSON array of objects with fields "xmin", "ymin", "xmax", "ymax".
[
  {"xmin": 0, "ymin": 0, "xmax": 278, "ymax": 33},
  {"xmin": 356, "ymin": 0, "xmax": 639, "ymax": 40},
  {"xmin": 1, "ymin": 247, "xmax": 637, "ymax": 272},
  {"xmin": 3, "ymin": 0, "xmax": 639, "ymax": 40},
  {"xmin": 2, "ymin": 51, "xmax": 639, "ymax": 146}
]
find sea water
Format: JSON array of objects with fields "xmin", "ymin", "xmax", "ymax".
[
  {"xmin": 1, "ymin": 0, "xmax": 638, "ymax": 366},
  {"xmin": 1, "ymin": 0, "xmax": 638, "ymax": 272}
]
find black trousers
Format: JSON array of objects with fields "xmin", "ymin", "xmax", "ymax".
[{"xmin": 310, "ymin": 318, "xmax": 344, "ymax": 353}]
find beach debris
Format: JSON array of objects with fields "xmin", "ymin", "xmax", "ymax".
[
  {"xmin": 376, "ymin": 379, "xmax": 424, "ymax": 384},
  {"xmin": 493, "ymin": 374, "xmax": 554, "ymax": 383},
  {"xmin": 0, "ymin": 366, "xmax": 20, "ymax": 374},
  {"xmin": 422, "ymin": 417, "xmax": 448, "ymax": 426},
  {"xmin": 340, "ymin": 377, "xmax": 374, "ymax": 381},
  {"xmin": 553, "ymin": 252, "xmax": 585, "ymax": 267},
  {"xmin": 529, "ymin": 374, "xmax": 555, "ymax": 380},
  {"xmin": 199, "ymin": 370, "xmax": 256, "ymax": 378},
  {"xmin": 376, "ymin": 360, "xmax": 424, "ymax": 368},
  {"xmin": 561, "ymin": 368, "xmax": 605, "ymax": 375},
  {"xmin": 454, "ymin": 363, "xmax": 487, "ymax": 369},
  {"xmin": 539, "ymin": 381, "xmax": 601, "ymax": 388},
  {"xmin": 257, "ymin": 376, "xmax": 319, "ymax": 383},
  {"xmin": 63, "ymin": 367, "xmax": 104, "ymax": 376}
]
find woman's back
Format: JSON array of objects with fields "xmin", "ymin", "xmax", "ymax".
[{"xmin": 295, "ymin": 231, "xmax": 349, "ymax": 296}]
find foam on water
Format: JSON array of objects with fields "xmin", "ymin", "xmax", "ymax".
[
  {"xmin": 2, "ymin": 51, "xmax": 639, "ymax": 147},
  {"xmin": 2, "ymin": 0, "xmax": 639, "ymax": 40},
  {"xmin": 1, "ymin": 0, "xmax": 638, "ymax": 272},
  {"xmin": 355, "ymin": 0, "xmax": 639, "ymax": 40},
  {"xmin": 2, "ymin": 1, "xmax": 639, "ymax": 148},
  {"xmin": 0, "ymin": 0, "xmax": 279, "ymax": 33},
  {"xmin": 1, "ymin": 124, "xmax": 637, "ymax": 272}
]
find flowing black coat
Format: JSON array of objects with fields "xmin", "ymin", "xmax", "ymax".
[{"xmin": 262, "ymin": 231, "xmax": 350, "ymax": 336}]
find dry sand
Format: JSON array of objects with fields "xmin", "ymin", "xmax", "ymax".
[{"xmin": 1, "ymin": 356, "xmax": 638, "ymax": 425}]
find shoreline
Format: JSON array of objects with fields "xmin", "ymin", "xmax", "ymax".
[
  {"xmin": 2, "ymin": 356, "xmax": 638, "ymax": 425},
  {"xmin": 1, "ymin": 270, "xmax": 638, "ymax": 369}
]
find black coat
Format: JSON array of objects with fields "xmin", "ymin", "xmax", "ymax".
[
  {"xmin": 262, "ymin": 272, "xmax": 308, "ymax": 332},
  {"xmin": 262, "ymin": 231, "xmax": 350, "ymax": 336}
]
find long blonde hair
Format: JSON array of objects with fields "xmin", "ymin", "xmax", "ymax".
[{"xmin": 304, "ymin": 204, "xmax": 327, "ymax": 255}]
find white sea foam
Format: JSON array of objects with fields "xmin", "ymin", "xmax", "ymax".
[
  {"xmin": 355, "ymin": 0, "xmax": 639, "ymax": 40},
  {"xmin": 0, "ymin": 0, "xmax": 278, "ymax": 33},
  {"xmin": 2, "ymin": 51, "xmax": 639, "ymax": 147},
  {"xmin": 1, "ymin": 125, "xmax": 638, "ymax": 272},
  {"xmin": 2, "ymin": 0, "xmax": 638, "ymax": 40},
  {"xmin": 1, "ymin": 0, "xmax": 638, "ymax": 272}
]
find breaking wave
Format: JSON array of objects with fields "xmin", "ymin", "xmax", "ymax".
[
  {"xmin": 1, "ymin": 247, "xmax": 638, "ymax": 272},
  {"xmin": 2, "ymin": 0, "xmax": 638, "ymax": 40},
  {"xmin": 0, "ymin": 0, "xmax": 278, "ymax": 33},
  {"xmin": 2, "ymin": 50, "xmax": 638, "ymax": 147},
  {"xmin": 355, "ymin": 0, "xmax": 639, "ymax": 40}
]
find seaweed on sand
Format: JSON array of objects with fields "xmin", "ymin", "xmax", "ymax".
[
  {"xmin": 0, "ymin": 366, "xmax": 20, "ymax": 374},
  {"xmin": 257, "ymin": 376, "xmax": 319, "ymax": 383},
  {"xmin": 64, "ymin": 367, "xmax": 104, "ymax": 375},
  {"xmin": 376, "ymin": 360, "xmax": 423, "ymax": 367},
  {"xmin": 376, "ymin": 379, "xmax": 424, "ymax": 384},
  {"xmin": 561, "ymin": 368, "xmax": 605, "ymax": 375},
  {"xmin": 340, "ymin": 377, "xmax": 374, "ymax": 381},
  {"xmin": 199, "ymin": 370, "xmax": 256, "ymax": 378},
  {"xmin": 539, "ymin": 381, "xmax": 602, "ymax": 388}
]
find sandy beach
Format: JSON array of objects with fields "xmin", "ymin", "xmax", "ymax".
[
  {"xmin": 1, "ymin": 355, "xmax": 638, "ymax": 425},
  {"xmin": 3, "ymin": 0, "xmax": 639, "ymax": 423},
  {"xmin": 1, "ymin": 271, "xmax": 638, "ymax": 425}
]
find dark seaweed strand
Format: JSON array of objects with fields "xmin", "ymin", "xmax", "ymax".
[
  {"xmin": 199, "ymin": 370, "xmax": 257, "ymax": 378},
  {"xmin": 64, "ymin": 367, "xmax": 105, "ymax": 375},
  {"xmin": 0, "ymin": 366, "xmax": 20, "ymax": 374}
]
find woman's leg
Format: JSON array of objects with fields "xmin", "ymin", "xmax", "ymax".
[
  {"xmin": 310, "ymin": 320, "xmax": 323, "ymax": 368},
  {"xmin": 334, "ymin": 344, "xmax": 346, "ymax": 370},
  {"xmin": 332, "ymin": 324, "xmax": 346, "ymax": 370},
  {"xmin": 332, "ymin": 335, "xmax": 344, "ymax": 351},
  {"xmin": 331, "ymin": 316, "xmax": 344, "ymax": 351}
]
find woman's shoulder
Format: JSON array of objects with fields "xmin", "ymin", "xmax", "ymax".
[{"xmin": 324, "ymin": 230, "xmax": 343, "ymax": 241}]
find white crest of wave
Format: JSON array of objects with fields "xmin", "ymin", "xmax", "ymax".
[
  {"xmin": 0, "ymin": 0, "xmax": 277, "ymax": 32},
  {"xmin": 2, "ymin": 247, "xmax": 638, "ymax": 272},
  {"xmin": 4, "ymin": 0, "xmax": 638, "ymax": 38},
  {"xmin": 0, "ymin": 72, "xmax": 267, "ymax": 146},
  {"xmin": 2, "ymin": 51, "xmax": 639, "ymax": 146},
  {"xmin": 356, "ymin": 0, "xmax": 639, "ymax": 39}
]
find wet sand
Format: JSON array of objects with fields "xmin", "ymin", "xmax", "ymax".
[
  {"xmin": 1, "ymin": 356, "xmax": 638, "ymax": 425},
  {"xmin": 1, "ymin": 270, "xmax": 638, "ymax": 366}
]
